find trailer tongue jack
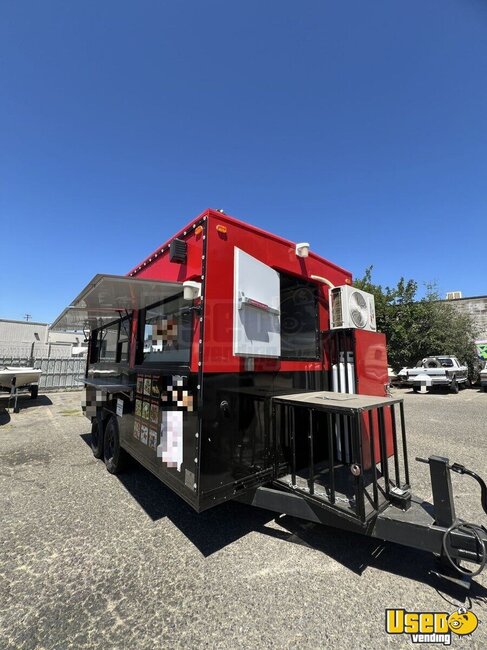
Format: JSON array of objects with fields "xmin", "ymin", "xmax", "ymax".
[
  {"xmin": 377, "ymin": 455, "xmax": 487, "ymax": 588},
  {"xmin": 414, "ymin": 456, "xmax": 487, "ymax": 584}
]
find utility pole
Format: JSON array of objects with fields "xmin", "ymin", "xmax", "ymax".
[{"xmin": 24, "ymin": 314, "xmax": 32, "ymax": 322}]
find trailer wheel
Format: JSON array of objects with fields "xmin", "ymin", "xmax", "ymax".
[
  {"xmin": 450, "ymin": 378, "xmax": 459, "ymax": 394},
  {"xmin": 103, "ymin": 416, "xmax": 128, "ymax": 474},
  {"xmin": 30, "ymin": 385, "xmax": 38, "ymax": 400},
  {"xmin": 412, "ymin": 386, "xmax": 419, "ymax": 393},
  {"xmin": 90, "ymin": 418, "xmax": 104, "ymax": 459}
]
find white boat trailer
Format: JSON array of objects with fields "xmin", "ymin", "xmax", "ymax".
[{"xmin": 0, "ymin": 367, "xmax": 42, "ymax": 413}]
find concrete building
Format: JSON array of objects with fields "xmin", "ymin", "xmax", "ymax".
[
  {"xmin": 444, "ymin": 294, "xmax": 487, "ymax": 360},
  {"xmin": 0, "ymin": 318, "xmax": 86, "ymax": 358}
]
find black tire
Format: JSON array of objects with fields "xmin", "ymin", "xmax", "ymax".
[
  {"xmin": 412, "ymin": 386, "xmax": 419, "ymax": 393},
  {"xmin": 30, "ymin": 385, "xmax": 38, "ymax": 399},
  {"xmin": 90, "ymin": 417, "xmax": 104, "ymax": 459},
  {"xmin": 103, "ymin": 416, "xmax": 128, "ymax": 474},
  {"xmin": 450, "ymin": 378, "xmax": 459, "ymax": 394}
]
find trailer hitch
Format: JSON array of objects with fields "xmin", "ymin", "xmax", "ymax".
[
  {"xmin": 416, "ymin": 457, "xmax": 487, "ymax": 517},
  {"xmin": 416, "ymin": 456, "xmax": 487, "ymax": 578},
  {"xmin": 448, "ymin": 462, "xmax": 487, "ymax": 516}
]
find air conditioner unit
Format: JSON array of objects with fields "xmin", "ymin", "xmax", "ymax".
[{"xmin": 329, "ymin": 285, "xmax": 377, "ymax": 332}]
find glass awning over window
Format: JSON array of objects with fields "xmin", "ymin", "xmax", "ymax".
[{"xmin": 50, "ymin": 274, "xmax": 183, "ymax": 332}]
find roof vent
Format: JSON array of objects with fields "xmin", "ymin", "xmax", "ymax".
[{"xmin": 169, "ymin": 238, "xmax": 187, "ymax": 264}]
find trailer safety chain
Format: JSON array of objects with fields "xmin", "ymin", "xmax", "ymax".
[{"xmin": 442, "ymin": 521, "xmax": 487, "ymax": 578}]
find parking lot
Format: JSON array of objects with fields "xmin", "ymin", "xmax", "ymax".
[{"xmin": 1, "ymin": 388, "xmax": 486, "ymax": 649}]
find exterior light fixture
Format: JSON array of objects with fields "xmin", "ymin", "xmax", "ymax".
[
  {"xmin": 183, "ymin": 281, "xmax": 202, "ymax": 301},
  {"xmin": 295, "ymin": 242, "xmax": 310, "ymax": 258}
]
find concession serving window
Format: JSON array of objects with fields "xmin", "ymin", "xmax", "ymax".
[{"xmin": 50, "ymin": 274, "xmax": 184, "ymax": 332}]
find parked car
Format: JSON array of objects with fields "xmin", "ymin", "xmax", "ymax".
[
  {"xmin": 480, "ymin": 362, "xmax": 487, "ymax": 392},
  {"xmin": 397, "ymin": 356, "xmax": 468, "ymax": 393}
]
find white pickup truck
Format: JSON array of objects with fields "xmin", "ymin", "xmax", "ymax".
[{"xmin": 398, "ymin": 356, "xmax": 468, "ymax": 393}]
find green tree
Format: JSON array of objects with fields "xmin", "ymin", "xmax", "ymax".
[{"xmin": 354, "ymin": 267, "xmax": 479, "ymax": 380}]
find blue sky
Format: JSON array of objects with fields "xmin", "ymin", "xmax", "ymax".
[{"xmin": 1, "ymin": 0, "xmax": 486, "ymax": 323}]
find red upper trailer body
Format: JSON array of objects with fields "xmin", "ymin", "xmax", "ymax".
[{"xmin": 129, "ymin": 209, "xmax": 387, "ymax": 381}]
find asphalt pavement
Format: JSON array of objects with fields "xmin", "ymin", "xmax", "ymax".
[{"xmin": 1, "ymin": 387, "xmax": 486, "ymax": 649}]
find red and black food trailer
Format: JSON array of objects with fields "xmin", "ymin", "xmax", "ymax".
[{"xmin": 52, "ymin": 208, "xmax": 486, "ymax": 586}]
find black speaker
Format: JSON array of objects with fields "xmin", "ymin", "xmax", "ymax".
[{"xmin": 169, "ymin": 238, "xmax": 187, "ymax": 263}]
